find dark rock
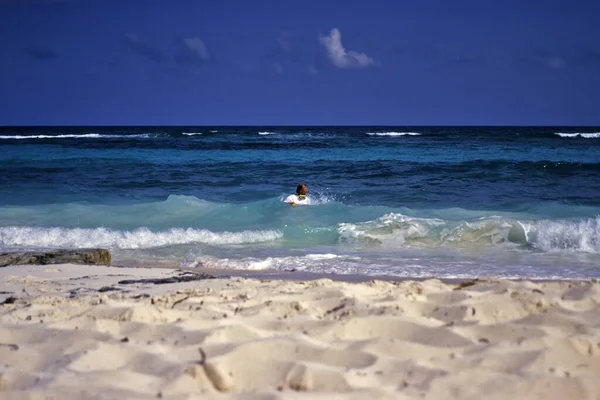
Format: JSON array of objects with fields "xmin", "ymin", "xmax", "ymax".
[
  {"xmin": 0, "ymin": 249, "xmax": 111, "ymax": 267},
  {"xmin": 98, "ymin": 286, "xmax": 121, "ymax": 293},
  {"xmin": 118, "ymin": 272, "xmax": 216, "ymax": 285},
  {"xmin": 0, "ymin": 296, "xmax": 17, "ymax": 305},
  {"xmin": 454, "ymin": 279, "xmax": 479, "ymax": 290}
]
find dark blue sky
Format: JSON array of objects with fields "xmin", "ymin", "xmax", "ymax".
[{"xmin": 1, "ymin": 0, "xmax": 599, "ymax": 125}]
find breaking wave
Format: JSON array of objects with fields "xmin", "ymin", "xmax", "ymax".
[
  {"xmin": 0, "ymin": 226, "xmax": 282, "ymax": 250},
  {"xmin": 337, "ymin": 213, "xmax": 600, "ymax": 253}
]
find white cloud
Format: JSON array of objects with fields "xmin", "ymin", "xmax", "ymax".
[
  {"xmin": 277, "ymin": 36, "xmax": 290, "ymax": 53},
  {"xmin": 319, "ymin": 28, "xmax": 374, "ymax": 69},
  {"xmin": 122, "ymin": 33, "xmax": 166, "ymax": 63},
  {"xmin": 533, "ymin": 53, "xmax": 567, "ymax": 70},
  {"xmin": 546, "ymin": 56, "xmax": 567, "ymax": 69},
  {"xmin": 183, "ymin": 37, "xmax": 210, "ymax": 61}
]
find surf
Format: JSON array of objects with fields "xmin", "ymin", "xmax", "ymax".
[{"xmin": 0, "ymin": 195, "xmax": 598, "ymax": 254}]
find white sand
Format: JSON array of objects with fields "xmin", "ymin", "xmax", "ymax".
[{"xmin": 1, "ymin": 264, "xmax": 600, "ymax": 399}]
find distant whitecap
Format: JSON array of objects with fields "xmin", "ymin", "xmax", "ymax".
[
  {"xmin": 0, "ymin": 133, "xmax": 151, "ymax": 140},
  {"xmin": 365, "ymin": 132, "xmax": 422, "ymax": 136},
  {"xmin": 0, "ymin": 134, "xmax": 102, "ymax": 140},
  {"xmin": 554, "ymin": 132, "xmax": 600, "ymax": 139}
]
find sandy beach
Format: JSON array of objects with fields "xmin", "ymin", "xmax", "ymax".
[{"xmin": 1, "ymin": 264, "xmax": 600, "ymax": 399}]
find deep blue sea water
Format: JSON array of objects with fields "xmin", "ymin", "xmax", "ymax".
[{"xmin": 1, "ymin": 126, "xmax": 600, "ymax": 280}]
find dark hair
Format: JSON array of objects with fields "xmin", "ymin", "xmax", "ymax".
[{"xmin": 296, "ymin": 183, "xmax": 307, "ymax": 195}]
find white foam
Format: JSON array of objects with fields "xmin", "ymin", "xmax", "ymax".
[
  {"xmin": 0, "ymin": 226, "xmax": 282, "ymax": 249},
  {"xmin": 185, "ymin": 255, "xmax": 271, "ymax": 270},
  {"xmin": 365, "ymin": 132, "xmax": 422, "ymax": 136},
  {"xmin": 554, "ymin": 132, "xmax": 600, "ymax": 139},
  {"xmin": 189, "ymin": 253, "xmax": 360, "ymax": 271},
  {"xmin": 305, "ymin": 253, "xmax": 340, "ymax": 260},
  {"xmin": 0, "ymin": 134, "xmax": 151, "ymax": 140},
  {"xmin": 0, "ymin": 134, "xmax": 102, "ymax": 139},
  {"xmin": 524, "ymin": 217, "xmax": 600, "ymax": 253},
  {"xmin": 182, "ymin": 132, "xmax": 203, "ymax": 136},
  {"xmin": 258, "ymin": 131, "xmax": 276, "ymax": 135}
]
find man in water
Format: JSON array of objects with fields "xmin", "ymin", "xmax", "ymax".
[{"xmin": 284, "ymin": 183, "xmax": 311, "ymax": 206}]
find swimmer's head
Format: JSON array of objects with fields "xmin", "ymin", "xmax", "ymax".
[{"xmin": 296, "ymin": 183, "xmax": 308, "ymax": 196}]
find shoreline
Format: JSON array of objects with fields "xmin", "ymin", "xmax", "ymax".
[{"xmin": 111, "ymin": 261, "xmax": 599, "ymax": 285}]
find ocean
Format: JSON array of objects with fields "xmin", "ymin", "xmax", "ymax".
[{"xmin": 1, "ymin": 126, "xmax": 599, "ymax": 280}]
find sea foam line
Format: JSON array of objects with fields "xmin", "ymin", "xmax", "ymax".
[
  {"xmin": 0, "ymin": 226, "xmax": 283, "ymax": 249},
  {"xmin": 188, "ymin": 253, "xmax": 357, "ymax": 271}
]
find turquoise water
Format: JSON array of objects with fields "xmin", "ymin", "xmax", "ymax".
[{"xmin": 1, "ymin": 126, "xmax": 599, "ymax": 279}]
